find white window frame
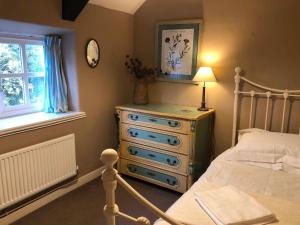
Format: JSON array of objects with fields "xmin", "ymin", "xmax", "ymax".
[{"xmin": 0, "ymin": 36, "xmax": 45, "ymax": 118}]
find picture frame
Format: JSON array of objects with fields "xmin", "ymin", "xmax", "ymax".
[{"xmin": 155, "ymin": 19, "xmax": 202, "ymax": 83}]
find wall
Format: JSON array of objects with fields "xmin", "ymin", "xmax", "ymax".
[
  {"xmin": 0, "ymin": 0, "xmax": 133, "ymax": 176},
  {"xmin": 134, "ymin": 0, "xmax": 300, "ymax": 155},
  {"xmin": 1, "ymin": 0, "xmax": 300, "ymax": 173}
]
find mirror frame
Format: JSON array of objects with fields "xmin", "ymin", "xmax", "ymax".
[{"xmin": 86, "ymin": 39, "xmax": 100, "ymax": 68}]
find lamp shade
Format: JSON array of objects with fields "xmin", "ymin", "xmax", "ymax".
[{"xmin": 193, "ymin": 67, "xmax": 216, "ymax": 82}]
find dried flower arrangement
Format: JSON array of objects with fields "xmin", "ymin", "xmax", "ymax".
[
  {"xmin": 124, "ymin": 55, "xmax": 160, "ymax": 104},
  {"xmin": 124, "ymin": 55, "xmax": 158, "ymax": 82}
]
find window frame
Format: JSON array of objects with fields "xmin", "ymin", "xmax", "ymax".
[{"xmin": 0, "ymin": 36, "xmax": 45, "ymax": 118}]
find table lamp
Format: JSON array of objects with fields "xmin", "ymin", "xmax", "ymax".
[{"xmin": 193, "ymin": 67, "xmax": 216, "ymax": 111}]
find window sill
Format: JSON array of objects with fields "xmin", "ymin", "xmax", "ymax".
[{"xmin": 0, "ymin": 111, "xmax": 87, "ymax": 138}]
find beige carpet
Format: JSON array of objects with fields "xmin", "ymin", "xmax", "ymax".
[{"xmin": 12, "ymin": 176, "xmax": 181, "ymax": 225}]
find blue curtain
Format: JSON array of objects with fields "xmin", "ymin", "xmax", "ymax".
[{"xmin": 43, "ymin": 36, "xmax": 68, "ymax": 113}]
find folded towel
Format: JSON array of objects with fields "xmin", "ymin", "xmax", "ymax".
[{"xmin": 194, "ymin": 186, "xmax": 276, "ymax": 225}]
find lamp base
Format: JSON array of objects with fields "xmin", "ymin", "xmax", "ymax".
[
  {"xmin": 197, "ymin": 107, "xmax": 209, "ymax": 111},
  {"xmin": 198, "ymin": 99, "xmax": 209, "ymax": 111}
]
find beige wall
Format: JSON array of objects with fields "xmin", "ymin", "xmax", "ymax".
[
  {"xmin": 0, "ymin": 0, "xmax": 133, "ymax": 176},
  {"xmin": 134, "ymin": 0, "xmax": 300, "ymax": 155},
  {"xmin": 1, "ymin": 0, "xmax": 300, "ymax": 176}
]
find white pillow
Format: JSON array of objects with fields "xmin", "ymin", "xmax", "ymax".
[
  {"xmin": 281, "ymin": 155, "xmax": 300, "ymax": 169},
  {"xmin": 238, "ymin": 128, "xmax": 267, "ymax": 140},
  {"xmin": 226, "ymin": 150, "xmax": 284, "ymax": 164},
  {"xmin": 230, "ymin": 131, "xmax": 300, "ymax": 165},
  {"xmin": 236, "ymin": 131, "xmax": 300, "ymax": 153},
  {"xmin": 279, "ymin": 154, "xmax": 300, "ymax": 175}
]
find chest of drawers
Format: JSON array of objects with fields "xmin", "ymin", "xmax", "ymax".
[{"xmin": 115, "ymin": 104, "xmax": 214, "ymax": 193}]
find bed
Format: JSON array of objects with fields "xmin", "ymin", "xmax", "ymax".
[
  {"xmin": 100, "ymin": 66, "xmax": 300, "ymax": 225},
  {"xmin": 154, "ymin": 147, "xmax": 300, "ymax": 225}
]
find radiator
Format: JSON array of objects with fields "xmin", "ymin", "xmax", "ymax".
[{"xmin": 0, "ymin": 134, "xmax": 77, "ymax": 210}]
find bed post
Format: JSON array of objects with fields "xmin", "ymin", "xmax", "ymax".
[
  {"xmin": 100, "ymin": 149, "xmax": 184, "ymax": 225},
  {"xmin": 101, "ymin": 149, "xmax": 119, "ymax": 225},
  {"xmin": 232, "ymin": 67, "xmax": 241, "ymax": 146}
]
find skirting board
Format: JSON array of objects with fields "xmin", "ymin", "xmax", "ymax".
[{"xmin": 0, "ymin": 168, "xmax": 102, "ymax": 225}]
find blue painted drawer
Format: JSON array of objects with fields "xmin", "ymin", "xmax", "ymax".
[
  {"xmin": 120, "ymin": 141, "xmax": 188, "ymax": 175},
  {"xmin": 129, "ymin": 164, "xmax": 178, "ymax": 186},
  {"xmin": 119, "ymin": 159, "xmax": 186, "ymax": 193},
  {"xmin": 128, "ymin": 146, "xmax": 180, "ymax": 166},
  {"xmin": 121, "ymin": 111, "xmax": 190, "ymax": 134},
  {"xmin": 128, "ymin": 127, "xmax": 180, "ymax": 146},
  {"xmin": 121, "ymin": 124, "xmax": 190, "ymax": 155},
  {"xmin": 128, "ymin": 113, "xmax": 181, "ymax": 128}
]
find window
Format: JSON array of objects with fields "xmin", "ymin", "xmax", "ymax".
[{"xmin": 0, "ymin": 36, "xmax": 45, "ymax": 118}]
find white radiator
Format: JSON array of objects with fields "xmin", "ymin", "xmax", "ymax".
[{"xmin": 0, "ymin": 134, "xmax": 77, "ymax": 210}]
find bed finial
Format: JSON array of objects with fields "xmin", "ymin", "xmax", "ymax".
[
  {"xmin": 235, "ymin": 66, "xmax": 242, "ymax": 76},
  {"xmin": 234, "ymin": 66, "xmax": 242, "ymax": 88},
  {"xmin": 232, "ymin": 66, "xmax": 242, "ymax": 146},
  {"xmin": 137, "ymin": 217, "xmax": 151, "ymax": 225},
  {"xmin": 101, "ymin": 149, "xmax": 119, "ymax": 225},
  {"xmin": 101, "ymin": 148, "xmax": 119, "ymax": 169}
]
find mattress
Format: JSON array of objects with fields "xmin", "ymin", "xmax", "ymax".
[{"xmin": 154, "ymin": 149, "xmax": 300, "ymax": 225}]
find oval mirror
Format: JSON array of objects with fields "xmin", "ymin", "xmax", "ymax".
[{"xmin": 86, "ymin": 39, "xmax": 100, "ymax": 68}]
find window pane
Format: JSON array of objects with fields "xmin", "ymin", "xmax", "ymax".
[
  {"xmin": 28, "ymin": 76, "xmax": 44, "ymax": 104},
  {"xmin": 0, "ymin": 43, "xmax": 23, "ymax": 74},
  {"xmin": 1, "ymin": 77, "xmax": 24, "ymax": 106},
  {"xmin": 25, "ymin": 45, "xmax": 45, "ymax": 73}
]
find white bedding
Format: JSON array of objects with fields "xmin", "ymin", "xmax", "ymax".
[{"xmin": 154, "ymin": 149, "xmax": 300, "ymax": 225}]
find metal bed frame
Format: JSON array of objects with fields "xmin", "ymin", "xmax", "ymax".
[
  {"xmin": 100, "ymin": 67, "xmax": 300, "ymax": 225},
  {"xmin": 232, "ymin": 67, "xmax": 300, "ymax": 146}
]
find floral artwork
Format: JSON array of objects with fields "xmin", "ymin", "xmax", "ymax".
[
  {"xmin": 156, "ymin": 20, "xmax": 201, "ymax": 82},
  {"xmin": 161, "ymin": 29, "xmax": 194, "ymax": 76}
]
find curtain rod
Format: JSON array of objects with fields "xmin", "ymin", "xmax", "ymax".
[{"xmin": 0, "ymin": 32, "xmax": 45, "ymax": 40}]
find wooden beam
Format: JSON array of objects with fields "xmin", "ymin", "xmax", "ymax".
[{"xmin": 62, "ymin": 0, "xmax": 89, "ymax": 21}]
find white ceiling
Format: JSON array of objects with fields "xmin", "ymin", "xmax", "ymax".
[{"xmin": 89, "ymin": 0, "xmax": 146, "ymax": 15}]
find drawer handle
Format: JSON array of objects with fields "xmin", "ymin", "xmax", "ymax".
[
  {"xmin": 129, "ymin": 131, "xmax": 139, "ymax": 137},
  {"xmin": 166, "ymin": 178, "xmax": 177, "ymax": 186},
  {"xmin": 168, "ymin": 121, "xmax": 179, "ymax": 127},
  {"xmin": 148, "ymin": 135, "xmax": 156, "ymax": 139},
  {"xmin": 129, "ymin": 114, "xmax": 139, "ymax": 121},
  {"xmin": 146, "ymin": 172, "xmax": 156, "ymax": 177},
  {"xmin": 166, "ymin": 158, "xmax": 178, "ymax": 166},
  {"xmin": 167, "ymin": 138, "xmax": 178, "ymax": 146},
  {"xmin": 129, "ymin": 148, "xmax": 138, "ymax": 155},
  {"xmin": 148, "ymin": 153, "xmax": 156, "ymax": 158},
  {"xmin": 148, "ymin": 118, "xmax": 157, "ymax": 123},
  {"xmin": 128, "ymin": 166, "xmax": 137, "ymax": 173}
]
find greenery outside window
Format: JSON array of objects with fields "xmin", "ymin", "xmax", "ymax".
[{"xmin": 0, "ymin": 36, "xmax": 45, "ymax": 118}]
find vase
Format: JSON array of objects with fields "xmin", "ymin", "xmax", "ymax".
[{"xmin": 133, "ymin": 79, "xmax": 149, "ymax": 105}]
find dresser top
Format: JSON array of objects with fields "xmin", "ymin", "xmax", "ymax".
[{"xmin": 116, "ymin": 104, "xmax": 214, "ymax": 120}]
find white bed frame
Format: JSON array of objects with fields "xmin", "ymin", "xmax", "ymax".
[
  {"xmin": 100, "ymin": 67, "xmax": 300, "ymax": 225},
  {"xmin": 232, "ymin": 67, "xmax": 300, "ymax": 146}
]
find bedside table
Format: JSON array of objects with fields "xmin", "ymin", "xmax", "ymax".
[{"xmin": 115, "ymin": 104, "xmax": 214, "ymax": 193}]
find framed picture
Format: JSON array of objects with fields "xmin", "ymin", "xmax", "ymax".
[{"xmin": 155, "ymin": 19, "xmax": 202, "ymax": 83}]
